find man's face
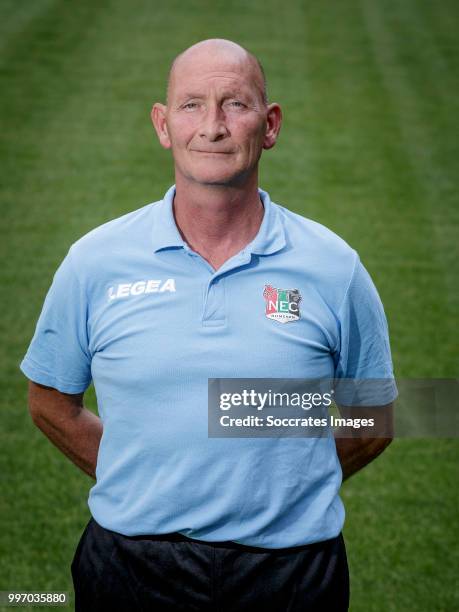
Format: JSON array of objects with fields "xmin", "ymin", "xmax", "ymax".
[{"xmin": 152, "ymin": 50, "xmax": 279, "ymax": 187}]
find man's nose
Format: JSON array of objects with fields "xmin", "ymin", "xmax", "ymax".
[{"xmin": 199, "ymin": 105, "xmax": 228, "ymax": 141}]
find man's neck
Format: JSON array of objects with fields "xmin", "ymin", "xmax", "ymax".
[{"xmin": 172, "ymin": 175, "xmax": 264, "ymax": 270}]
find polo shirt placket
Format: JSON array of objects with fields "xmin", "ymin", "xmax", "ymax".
[{"xmin": 151, "ymin": 186, "xmax": 287, "ymax": 330}]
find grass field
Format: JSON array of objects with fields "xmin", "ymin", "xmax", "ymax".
[{"xmin": 1, "ymin": 0, "xmax": 458, "ymax": 610}]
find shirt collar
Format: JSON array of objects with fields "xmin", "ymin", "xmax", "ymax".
[
  {"xmin": 151, "ymin": 185, "xmax": 185, "ymax": 252},
  {"xmin": 248, "ymin": 188, "xmax": 286, "ymax": 255},
  {"xmin": 151, "ymin": 185, "xmax": 286, "ymax": 256}
]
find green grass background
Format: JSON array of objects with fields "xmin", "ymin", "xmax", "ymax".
[{"xmin": 1, "ymin": 0, "xmax": 458, "ymax": 610}]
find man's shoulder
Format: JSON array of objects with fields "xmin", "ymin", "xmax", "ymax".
[
  {"xmin": 76, "ymin": 200, "xmax": 158, "ymax": 247},
  {"xmin": 68, "ymin": 198, "xmax": 162, "ymax": 266},
  {"xmin": 269, "ymin": 200, "xmax": 360, "ymax": 305},
  {"xmin": 60, "ymin": 198, "xmax": 165, "ymax": 287},
  {"xmin": 273, "ymin": 201, "xmax": 356, "ymax": 260}
]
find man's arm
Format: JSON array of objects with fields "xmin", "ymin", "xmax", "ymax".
[
  {"xmin": 334, "ymin": 403, "xmax": 394, "ymax": 481},
  {"xmin": 28, "ymin": 381, "xmax": 103, "ymax": 479}
]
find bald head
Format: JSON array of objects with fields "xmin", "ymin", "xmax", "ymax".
[{"xmin": 167, "ymin": 39, "xmax": 267, "ymax": 104}]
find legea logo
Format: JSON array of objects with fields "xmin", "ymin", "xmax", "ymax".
[{"xmin": 108, "ymin": 279, "xmax": 176, "ymax": 300}]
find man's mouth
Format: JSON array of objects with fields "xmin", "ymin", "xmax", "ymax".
[{"xmin": 191, "ymin": 150, "xmax": 233, "ymax": 154}]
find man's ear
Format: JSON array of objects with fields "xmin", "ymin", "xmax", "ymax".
[
  {"xmin": 263, "ymin": 103, "xmax": 282, "ymax": 150},
  {"xmin": 151, "ymin": 103, "xmax": 171, "ymax": 149}
]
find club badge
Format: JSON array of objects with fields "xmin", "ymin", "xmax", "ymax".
[{"xmin": 263, "ymin": 285, "xmax": 301, "ymax": 323}]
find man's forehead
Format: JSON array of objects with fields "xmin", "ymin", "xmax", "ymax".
[
  {"xmin": 171, "ymin": 58, "xmax": 256, "ymax": 89},
  {"xmin": 170, "ymin": 68, "xmax": 256, "ymax": 98},
  {"xmin": 167, "ymin": 40, "xmax": 265, "ymax": 102}
]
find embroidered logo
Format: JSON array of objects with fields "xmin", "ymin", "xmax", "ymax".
[{"xmin": 263, "ymin": 285, "xmax": 301, "ymax": 323}]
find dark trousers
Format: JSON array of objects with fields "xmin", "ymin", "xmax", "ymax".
[{"xmin": 71, "ymin": 517, "xmax": 349, "ymax": 611}]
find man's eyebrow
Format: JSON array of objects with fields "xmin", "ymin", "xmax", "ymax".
[
  {"xmin": 178, "ymin": 93, "xmax": 205, "ymax": 100},
  {"xmin": 175, "ymin": 89, "xmax": 253, "ymax": 102}
]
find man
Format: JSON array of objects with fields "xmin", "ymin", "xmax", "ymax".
[{"xmin": 21, "ymin": 39, "xmax": 397, "ymax": 611}]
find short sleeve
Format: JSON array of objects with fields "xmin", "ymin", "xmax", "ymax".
[
  {"xmin": 20, "ymin": 247, "xmax": 92, "ymax": 394},
  {"xmin": 334, "ymin": 257, "xmax": 398, "ymax": 406}
]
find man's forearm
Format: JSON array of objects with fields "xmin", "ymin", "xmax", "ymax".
[
  {"xmin": 28, "ymin": 383, "xmax": 102, "ymax": 479},
  {"xmin": 335, "ymin": 436, "xmax": 392, "ymax": 481},
  {"xmin": 334, "ymin": 402, "xmax": 394, "ymax": 480},
  {"xmin": 32, "ymin": 407, "xmax": 102, "ymax": 479}
]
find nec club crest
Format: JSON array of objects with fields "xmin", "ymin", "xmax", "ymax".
[{"xmin": 263, "ymin": 285, "xmax": 302, "ymax": 323}]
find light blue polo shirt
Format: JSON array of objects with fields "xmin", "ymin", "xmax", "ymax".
[{"xmin": 20, "ymin": 185, "xmax": 397, "ymax": 548}]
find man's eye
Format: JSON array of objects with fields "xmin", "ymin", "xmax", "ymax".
[
  {"xmin": 183, "ymin": 102, "xmax": 199, "ymax": 110},
  {"xmin": 228, "ymin": 101, "xmax": 245, "ymax": 108}
]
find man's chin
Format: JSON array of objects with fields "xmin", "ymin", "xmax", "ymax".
[{"xmin": 183, "ymin": 169, "xmax": 251, "ymax": 188}]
